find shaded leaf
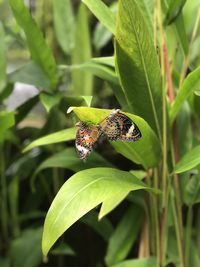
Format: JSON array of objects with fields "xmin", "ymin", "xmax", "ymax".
[
  {"xmin": 105, "ymin": 205, "xmax": 144, "ymax": 266},
  {"xmin": 9, "ymin": 0, "xmax": 58, "ymax": 90},
  {"xmin": 115, "ymin": 0, "xmax": 162, "ymax": 140},
  {"xmin": 42, "ymin": 167, "xmax": 154, "ymax": 256},
  {"xmin": 184, "ymin": 175, "xmax": 200, "ymax": 205},
  {"xmin": 81, "ymin": 211, "xmax": 113, "ymax": 242},
  {"xmin": 9, "ymin": 228, "xmax": 42, "ymax": 267},
  {"xmin": 8, "ymin": 62, "xmax": 51, "ymax": 90},
  {"xmin": 53, "ymin": 0, "xmax": 75, "ymax": 55},
  {"xmin": 51, "ymin": 243, "xmax": 75, "ymax": 256},
  {"xmin": 40, "ymin": 92, "xmax": 62, "ymax": 113},
  {"xmin": 164, "ymin": 0, "xmax": 187, "ymax": 25}
]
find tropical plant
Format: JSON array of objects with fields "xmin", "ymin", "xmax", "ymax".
[{"xmin": 0, "ymin": 0, "xmax": 200, "ymax": 267}]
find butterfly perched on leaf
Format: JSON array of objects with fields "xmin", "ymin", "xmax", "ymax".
[{"xmin": 75, "ymin": 109, "xmax": 141, "ymax": 160}]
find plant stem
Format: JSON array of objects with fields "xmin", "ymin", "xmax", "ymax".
[
  {"xmin": 171, "ymin": 192, "xmax": 185, "ymax": 267},
  {"xmin": 0, "ymin": 144, "xmax": 9, "ymax": 243},
  {"xmin": 185, "ymin": 205, "xmax": 193, "ymax": 267}
]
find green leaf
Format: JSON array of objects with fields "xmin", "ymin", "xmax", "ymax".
[
  {"xmin": 23, "ymin": 128, "xmax": 76, "ymax": 153},
  {"xmin": 0, "ymin": 22, "xmax": 6, "ymax": 93},
  {"xmin": 82, "ymin": 0, "xmax": 116, "ymax": 35},
  {"xmin": 184, "ymin": 175, "xmax": 200, "ymax": 205},
  {"xmin": 105, "ymin": 205, "xmax": 144, "ymax": 266},
  {"xmin": 53, "ymin": 0, "xmax": 75, "ymax": 55},
  {"xmin": 70, "ymin": 107, "xmax": 161, "ymax": 168},
  {"xmin": 34, "ymin": 148, "xmax": 113, "ymax": 174},
  {"xmin": 99, "ymin": 192, "xmax": 128, "ymax": 219},
  {"xmin": 173, "ymin": 145, "xmax": 200, "ymax": 173},
  {"xmin": 42, "ymin": 167, "xmax": 153, "ymax": 256},
  {"xmin": 111, "ymin": 257, "xmax": 157, "ymax": 267},
  {"xmin": 9, "ymin": 0, "xmax": 58, "ymax": 90},
  {"xmin": 40, "ymin": 92, "xmax": 62, "ymax": 113},
  {"xmin": 15, "ymin": 95, "xmax": 39, "ymax": 124},
  {"xmin": 164, "ymin": 0, "xmax": 187, "ymax": 25},
  {"xmin": 170, "ymin": 66, "xmax": 200, "ymax": 122},
  {"xmin": 71, "ymin": 3, "xmax": 93, "ymax": 95},
  {"xmin": 0, "ymin": 111, "xmax": 15, "ymax": 142},
  {"xmin": 8, "ymin": 62, "xmax": 51, "ymax": 90},
  {"xmin": 9, "ymin": 228, "xmax": 42, "ymax": 267},
  {"xmin": 115, "ymin": 0, "xmax": 162, "ymax": 140}
]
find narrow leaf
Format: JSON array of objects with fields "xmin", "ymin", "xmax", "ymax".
[
  {"xmin": 53, "ymin": 0, "xmax": 75, "ymax": 55},
  {"xmin": 82, "ymin": 0, "xmax": 116, "ymax": 34},
  {"xmin": 105, "ymin": 205, "xmax": 144, "ymax": 266},
  {"xmin": 23, "ymin": 128, "xmax": 76, "ymax": 153},
  {"xmin": 0, "ymin": 22, "xmax": 6, "ymax": 93},
  {"xmin": 9, "ymin": 0, "xmax": 58, "ymax": 90},
  {"xmin": 71, "ymin": 3, "xmax": 93, "ymax": 95},
  {"xmin": 173, "ymin": 145, "xmax": 200, "ymax": 173},
  {"xmin": 170, "ymin": 66, "xmax": 200, "ymax": 122},
  {"xmin": 42, "ymin": 168, "xmax": 153, "ymax": 256},
  {"xmin": 115, "ymin": 0, "xmax": 163, "ymax": 140},
  {"xmin": 0, "ymin": 111, "xmax": 15, "ymax": 142}
]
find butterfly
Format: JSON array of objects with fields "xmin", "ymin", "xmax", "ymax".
[{"xmin": 75, "ymin": 109, "xmax": 141, "ymax": 160}]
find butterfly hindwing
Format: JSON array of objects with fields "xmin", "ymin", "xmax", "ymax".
[
  {"xmin": 100, "ymin": 109, "xmax": 141, "ymax": 141},
  {"xmin": 75, "ymin": 122, "xmax": 101, "ymax": 160}
]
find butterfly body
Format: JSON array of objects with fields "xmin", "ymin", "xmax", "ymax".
[{"xmin": 75, "ymin": 110, "xmax": 141, "ymax": 160}]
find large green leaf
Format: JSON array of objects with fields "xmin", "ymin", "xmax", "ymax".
[
  {"xmin": 70, "ymin": 107, "xmax": 161, "ymax": 168},
  {"xmin": 9, "ymin": 0, "xmax": 58, "ymax": 90},
  {"xmin": 0, "ymin": 22, "xmax": 6, "ymax": 93},
  {"xmin": 82, "ymin": 0, "xmax": 116, "ymax": 34},
  {"xmin": 170, "ymin": 66, "xmax": 200, "ymax": 122},
  {"xmin": 173, "ymin": 145, "xmax": 200, "ymax": 174},
  {"xmin": 105, "ymin": 205, "xmax": 144, "ymax": 266},
  {"xmin": 53, "ymin": 0, "xmax": 75, "ymax": 55},
  {"xmin": 23, "ymin": 128, "xmax": 76, "ymax": 153},
  {"xmin": 115, "ymin": 0, "xmax": 162, "ymax": 140},
  {"xmin": 42, "ymin": 167, "xmax": 154, "ymax": 256},
  {"xmin": 71, "ymin": 3, "xmax": 93, "ymax": 95}
]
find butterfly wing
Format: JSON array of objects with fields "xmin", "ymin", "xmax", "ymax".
[
  {"xmin": 75, "ymin": 122, "xmax": 101, "ymax": 160},
  {"xmin": 100, "ymin": 110, "xmax": 141, "ymax": 141}
]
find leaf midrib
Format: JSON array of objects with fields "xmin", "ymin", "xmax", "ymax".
[{"xmin": 124, "ymin": 0, "xmax": 161, "ymax": 141}]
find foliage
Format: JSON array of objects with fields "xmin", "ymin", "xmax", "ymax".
[{"xmin": 0, "ymin": 0, "xmax": 200, "ymax": 267}]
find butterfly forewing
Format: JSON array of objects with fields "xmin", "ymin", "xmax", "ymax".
[{"xmin": 100, "ymin": 110, "xmax": 141, "ymax": 141}]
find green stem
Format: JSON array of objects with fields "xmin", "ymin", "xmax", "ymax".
[
  {"xmin": 153, "ymin": 169, "xmax": 160, "ymax": 267},
  {"xmin": 0, "ymin": 144, "xmax": 9, "ymax": 242},
  {"xmin": 185, "ymin": 205, "xmax": 193, "ymax": 267},
  {"xmin": 171, "ymin": 192, "xmax": 185, "ymax": 267}
]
